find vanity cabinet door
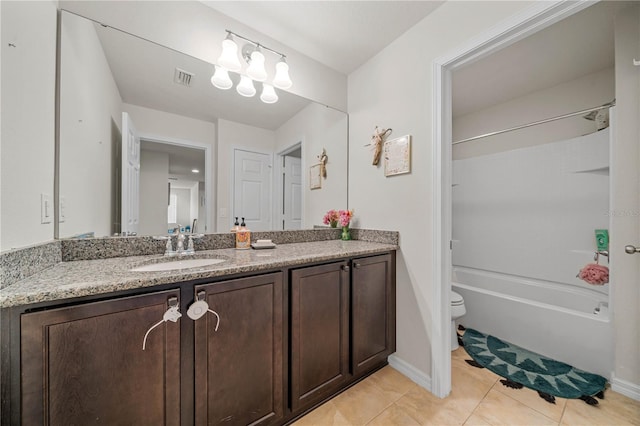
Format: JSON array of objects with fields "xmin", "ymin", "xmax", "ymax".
[
  {"xmin": 194, "ymin": 272, "xmax": 284, "ymax": 426},
  {"xmin": 290, "ymin": 261, "xmax": 350, "ymax": 412},
  {"xmin": 21, "ymin": 289, "xmax": 181, "ymax": 426},
  {"xmin": 351, "ymin": 253, "xmax": 396, "ymax": 377}
]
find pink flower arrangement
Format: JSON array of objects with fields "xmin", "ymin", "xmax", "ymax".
[
  {"xmin": 322, "ymin": 210, "xmax": 340, "ymax": 227},
  {"xmin": 338, "ymin": 210, "xmax": 353, "ymax": 227},
  {"xmin": 323, "ymin": 209, "xmax": 354, "ymax": 228}
]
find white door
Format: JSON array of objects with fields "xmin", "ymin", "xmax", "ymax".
[
  {"xmin": 283, "ymin": 156, "xmax": 302, "ymax": 229},
  {"xmin": 233, "ymin": 149, "xmax": 272, "ymax": 231},
  {"xmin": 121, "ymin": 112, "xmax": 140, "ymax": 235}
]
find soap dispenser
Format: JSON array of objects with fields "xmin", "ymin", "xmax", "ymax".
[
  {"xmin": 235, "ymin": 217, "xmax": 251, "ymax": 250},
  {"xmin": 231, "ymin": 217, "xmax": 240, "ymax": 233}
]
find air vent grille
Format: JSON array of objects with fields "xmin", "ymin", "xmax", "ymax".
[{"xmin": 174, "ymin": 68, "xmax": 194, "ymax": 87}]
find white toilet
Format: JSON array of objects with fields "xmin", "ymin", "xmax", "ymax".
[{"xmin": 451, "ymin": 290, "xmax": 466, "ymax": 350}]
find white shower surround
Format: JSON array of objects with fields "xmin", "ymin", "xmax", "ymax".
[{"xmin": 452, "ymin": 129, "xmax": 612, "ymax": 378}]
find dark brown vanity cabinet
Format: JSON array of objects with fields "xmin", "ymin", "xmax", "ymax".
[
  {"xmin": 20, "ymin": 289, "xmax": 181, "ymax": 426},
  {"xmin": 351, "ymin": 253, "xmax": 396, "ymax": 377},
  {"xmin": 194, "ymin": 272, "xmax": 284, "ymax": 426},
  {"xmin": 11, "ymin": 251, "xmax": 395, "ymax": 425},
  {"xmin": 289, "ymin": 253, "xmax": 396, "ymax": 414},
  {"xmin": 290, "ymin": 261, "xmax": 350, "ymax": 412}
]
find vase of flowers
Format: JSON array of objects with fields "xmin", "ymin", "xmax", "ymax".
[
  {"xmin": 339, "ymin": 210, "xmax": 353, "ymax": 241},
  {"xmin": 323, "ymin": 209, "xmax": 354, "ymax": 240},
  {"xmin": 322, "ymin": 209, "xmax": 339, "ymax": 228}
]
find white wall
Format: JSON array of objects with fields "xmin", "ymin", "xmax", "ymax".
[
  {"xmin": 348, "ymin": 1, "xmax": 533, "ymax": 379},
  {"xmin": 612, "ymin": 3, "xmax": 640, "ymax": 392},
  {"xmin": 172, "ymin": 188, "xmax": 191, "ymax": 228},
  {"xmin": 139, "ymin": 150, "xmax": 169, "ymax": 236},
  {"xmin": 216, "ymin": 119, "xmax": 276, "ymax": 231},
  {"xmin": 453, "ymin": 67, "xmax": 615, "ymax": 159},
  {"xmin": 275, "ymin": 103, "xmax": 348, "ymax": 227},
  {"xmin": 58, "ymin": 11, "xmax": 123, "ymax": 238},
  {"xmin": 59, "ymin": 0, "xmax": 347, "ymax": 111},
  {"xmin": 123, "ymin": 103, "xmax": 216, "ymax": 233},
  {"xmin": 1, "ymin": 0, "xmax": 57, "ymax": 250}
]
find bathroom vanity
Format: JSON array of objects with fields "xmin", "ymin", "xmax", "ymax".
[{"xmin": 1, "ymin": 239, "xmax": 396, "ymax": 425}]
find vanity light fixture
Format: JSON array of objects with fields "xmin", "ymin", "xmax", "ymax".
[
  {"xmin": 236, "ymin": 75, "xmax": 256, "ymax": 97},
  {"xmin": 211, "ymin": 66, "xmax": 232, "ymax": 90},
  {"xmin": 217, "ymin": 33, "xmax": 242, "ymax": 72},
  {"xmin": 260, "ymin": 84, "xmax": 278, "ymax": 104},
  {"xmin": 211, "ymin": 30, "xmax": 293, "ymax": 103}
]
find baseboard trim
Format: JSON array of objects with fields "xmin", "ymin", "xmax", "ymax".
[
  {"xmin": 611, "ymin": 374, "xmax": 640, "ymax": 401},
  {"xmin": 388, "ymin": 354, "xmax": 432, "ymax": 393}
]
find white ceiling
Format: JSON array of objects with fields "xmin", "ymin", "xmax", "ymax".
[
  {"xmin": 452, "ymin": 1, "xmax": 623, "ymax": 118},
  {"xmin": 201, "ymin": 1, "xmax": 445, "ymax": 74}
]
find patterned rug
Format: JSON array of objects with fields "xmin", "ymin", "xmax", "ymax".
[{"xmin": 461, "ymin": 327, "xmax": 607, "ymax": 405}]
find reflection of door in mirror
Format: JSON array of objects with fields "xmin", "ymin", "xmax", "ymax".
[
  {"xmin": 283, "ymin": 148, "xmax": 302, "ymax": 230},
  {"xmin": 233, "ymin": 149, "xmax": 272, "ymax": 231},
  {"xmin": 121, "ymin": 112, "xmax": 140, "ymax": 235}
]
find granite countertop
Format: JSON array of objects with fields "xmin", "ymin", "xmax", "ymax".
[{"xmin": 0, "ymin": 240, "xmax": 397, "ymax": 308}]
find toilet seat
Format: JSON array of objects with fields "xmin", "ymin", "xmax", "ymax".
[{"xmin": 451, "ymin": 291, "xmax": 464, "ymax": 305}]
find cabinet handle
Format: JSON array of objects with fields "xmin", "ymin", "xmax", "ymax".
[
  {"xmin": 142, "ymin": 297, "xmax": 181, "ymax": 351},
  {"xmin": 353, "ymin": 263, "xmax": 361, "ymax": 269},
  {"xmin": 342, "ymin": 265, "xmax": 350, "ymax": 272}
]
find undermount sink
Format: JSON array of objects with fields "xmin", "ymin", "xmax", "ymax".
[{"xmin": 130, "ymin": 257, "xmax": 227, "ymax": 272}]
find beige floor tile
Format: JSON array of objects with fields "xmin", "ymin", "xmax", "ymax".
[
  {"xmin": 367, "ymin": 366, "xmax": 416, "ymax": 402},
  {"xmin": 367, "ymin": 403, "xmax": 421, "ymax": 426},
  {"xmin": 394, "ymin": 379, "xmax": 488, "ymax": 426},
  {"xmin": 332, "ymin": 378, "xmax": 396, "ymax": 425},
  {"xmin": 293, "ymin": 401, "xmax": 353, "ymax": 426},
  {"xmin": 469, "ymin": 388, "xmax": 557, "ymax": 425},
  {"xmin": 452, "ymin": 356, "xmax": 499, "ymax": 389},
  {"xmin": 463, "ymin": 412, "xmax": 494, "ymax": 426},
  {"xmin": 492, "ymin": 380, "xmax": 567, "ymax": 422},
  {"xmin": 560, "ymin": 390, "xmax": 640, "ymax": 426}
]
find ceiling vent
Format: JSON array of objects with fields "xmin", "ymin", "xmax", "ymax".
[{"xmin": 174, "ymin": 68, "xmax": 194, "ymax": 87}]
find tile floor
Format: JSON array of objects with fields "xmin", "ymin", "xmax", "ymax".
[{"xmin": 293, "ymin": 348, "xmax": 640, "ymax": 425}]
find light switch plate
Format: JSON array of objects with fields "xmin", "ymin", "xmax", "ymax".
[{"xmin": 41, "ymin": 194, "xmax": 52, "ymax": 224}]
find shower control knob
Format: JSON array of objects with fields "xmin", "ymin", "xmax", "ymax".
[{"xmin": 624, "ymin": 245, "xmax": 640, "ymax": 254}]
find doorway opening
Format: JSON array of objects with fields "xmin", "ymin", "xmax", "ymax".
[{"xmin": 275, "ymin": 142, "xmax": 304, "ymax": 230}]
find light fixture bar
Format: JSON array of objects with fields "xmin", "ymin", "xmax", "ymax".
[{"xmin": 225, "ymin": 30, "xmax": 287, "ymax": 59}]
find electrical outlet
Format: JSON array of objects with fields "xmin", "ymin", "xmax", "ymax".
[{"xmin": 41, "ymin": 194, "xmax": 52, "ymax": 224}]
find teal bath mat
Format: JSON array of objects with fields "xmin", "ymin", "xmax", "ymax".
[{"xmin": 461, "ymin": 328, "xmax": 607, "ymax": 405}]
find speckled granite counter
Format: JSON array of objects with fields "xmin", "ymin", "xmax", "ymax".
[{"xmin": 0, "ymin": 240, "xmax": 397, "ymax": 308}]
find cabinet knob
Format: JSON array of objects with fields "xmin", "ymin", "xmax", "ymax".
[
  {"xmin": 353, "ymin": 263, "xmax": 361, "ymax": 269},
  {"xmin": 342, "ymin": 265, "xmax": 350, "ymax": 272}
]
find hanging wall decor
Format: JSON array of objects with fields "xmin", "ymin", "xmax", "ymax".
[
  {"xmin": 384, "ymin": 135, "xmax": 412, "ymax": 177},
  {"xmin": 369, "ymin": 126, "xmax": 392, "ymax": 166},
  {"xmin": 317, "ymin": 148, "xmax": 328, "ymax": 178},
  {"xmin": 309, "ymin": 164, "xmax": 322, "ymax": 189}
]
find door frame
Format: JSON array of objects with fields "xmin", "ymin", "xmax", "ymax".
[
  {"xmin": 140, "ymin": 133, "xmax": 213, "ymax": 234},
  {"xmin": 274, "ymin": 141, "xmax": 305, "ymax": 230},
  {"xmin": 430, "ymin": 0, "xmax": 596, "ymax": 398}
]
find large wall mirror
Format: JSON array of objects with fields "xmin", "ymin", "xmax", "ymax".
[{"xmin": 58, "ymin": 11, "xmax": 348, "ymax": 239}]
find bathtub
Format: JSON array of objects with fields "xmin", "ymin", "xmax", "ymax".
[{"xmin": 452, "ymin": 266, "xmax": 613, "ymax": 378}]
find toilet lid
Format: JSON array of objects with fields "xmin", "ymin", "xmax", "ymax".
[{"xmin": 451, "ymin": 290, "xmax": 464, "ymax": 305}]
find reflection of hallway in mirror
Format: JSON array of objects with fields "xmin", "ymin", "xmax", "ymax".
[{"xmin": 139, "ymin": 139, "xmax": 206, "ymax": 236}]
